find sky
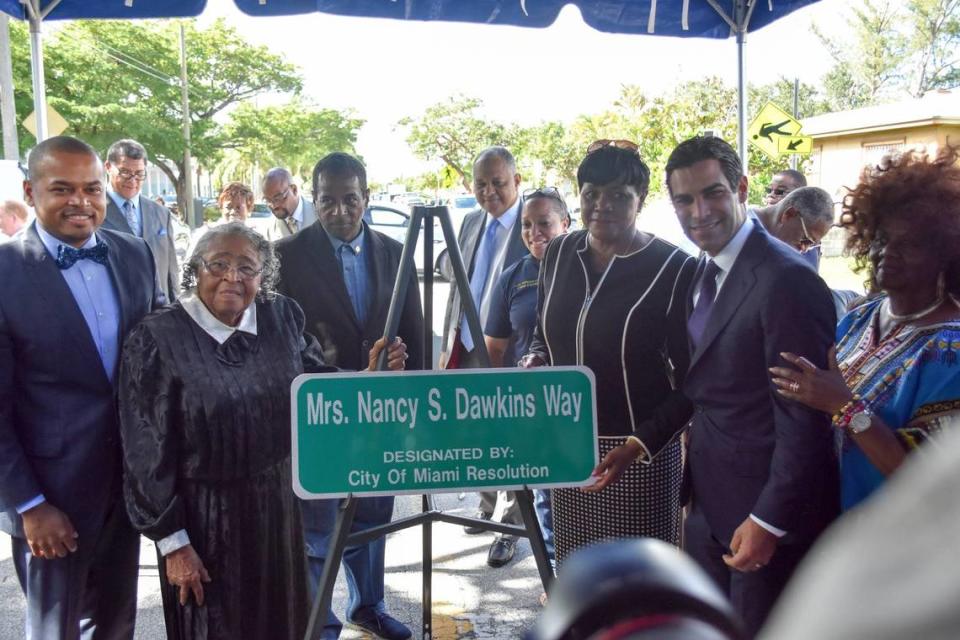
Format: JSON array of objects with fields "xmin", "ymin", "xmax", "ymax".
[{"xmin": 198, "ymin": 0, "xmax": 858, "ymax": 182}]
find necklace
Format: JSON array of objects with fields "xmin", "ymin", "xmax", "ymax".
[{"xmin": 883, "ymin": 296, "xmax": 944, "ymax": 324}]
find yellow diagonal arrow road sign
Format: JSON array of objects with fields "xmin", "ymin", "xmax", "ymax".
[
  {"xmin": 748, "ymin": 102, "xmax": 802, "ymax": 159},
  {"xmin": 778, "ymin": 135, "xmax": 813, "ymax": 155}
]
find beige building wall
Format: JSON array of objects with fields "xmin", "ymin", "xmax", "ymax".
[{"xmin": 807, "ymin": 124, "xmax": 960, "ymax": 256}]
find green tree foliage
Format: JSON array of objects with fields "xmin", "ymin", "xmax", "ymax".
[
  {"xmin": 220, "ymin": 99, "xmax": 364, "ymax": 186},
  {"xmin": 907, "ymin": 0, "xmax": 960, "ymax": 95},
  {"xmin": 31, "ymin": 19, "xmax": 300, "ymax": 206},
  {"xmin": 5, "ymin": 19, "xmax": 359, "ymax": 210},
  {"xmin": 815, "ymin": 0, "xmax": 959, "ymax": 107},
  {"xmin": 397, "ymin": 94, "xmax": 512, "ymax": 191}
]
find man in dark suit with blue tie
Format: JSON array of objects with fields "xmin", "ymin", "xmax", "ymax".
[
  {"xmin": 102, "ymin": 138, "xmax": 180, "ymax": 302},
  {"xmin": 0, "ymin": 136, "xmax": 162, "ymax": 639},
  {"xmin": 439, "ymin": 146, "xmax": 529, "ymax": 567},
  {"xmin": 665, "ymin": 136, "xmax": 839, "ymax": 637}
]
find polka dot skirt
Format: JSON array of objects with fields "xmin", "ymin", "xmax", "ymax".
[{"xmin": 554, "ymin": 436, "xmax": 682, "ymax": 567}]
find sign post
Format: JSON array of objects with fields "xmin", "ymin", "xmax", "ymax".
[{"xmin": 294, "ymin": 367, "xmax": 598, "ymax": 640}]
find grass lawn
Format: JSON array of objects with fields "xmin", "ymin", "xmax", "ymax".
[{"xmin": 819, "ymin": 256, "xmax": 867, "ymax": 294}]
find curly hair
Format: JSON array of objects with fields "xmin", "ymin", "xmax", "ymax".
[
  {"xmin": 181, "ymin": 222, "xmax": 279, "ymax": 299},
  {"xmin": 841, "ymin": 146, "xmax": 960, "ymax": 294},
  {"xmin": 217, "ymin": 182, "xmax": 255, "ymax": 209}
]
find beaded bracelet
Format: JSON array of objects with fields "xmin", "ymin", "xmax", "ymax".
[{"xmin": 832, "ymin": 395, "xmax": 865, "ymax": 430}]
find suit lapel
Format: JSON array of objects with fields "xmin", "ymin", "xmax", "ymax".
[
  {"xmin": 364, "ymin": 227, "xmax": 388, "ymax": 333},
  {"xmin": 503, "ymin": 199, "xmax": 527, "ymax": 267},
  {"xmin": 104, "ymin": 199, "xmax": 133, "ymax": 235},
  {"xmin": 687, "ymin": 227, "xmax": 764, "ymax": 372},
  {"xmin": 22, "ymin": 225, "xmax": 110, "ymax": 386},
  {"xmin": 138, "ymin": 197, "xmax": 155, "ymax": 240},
  {"xmin": 100, "ymin": 232, "xmax": 131, "ymax": 338},
  {"xmin": 463, "ymin": 213, "xmax": 484, "ymax": 277},
  {"xmin": 301, "ymin": 197, "xmax": 317, "ymax": 228}
]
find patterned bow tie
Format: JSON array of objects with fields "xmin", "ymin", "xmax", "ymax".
[{"xmin": 55, "ymin": 241, "xmax": 109, "ymax": 270}]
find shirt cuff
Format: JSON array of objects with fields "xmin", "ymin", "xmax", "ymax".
[
  {"xmin": 157, "ymin": 529, "xmax": 191, "ymax": 556},
  {"xmin": 626, "ymin": 435, "xmax": 652, "ymax": 465},
  {"xmin": 750, "ymin": 514, "xmax": 787, "ymax": 538},
  {"xmin": 16, "ymin": 495, "xmax": 46, "ymax": 514}
]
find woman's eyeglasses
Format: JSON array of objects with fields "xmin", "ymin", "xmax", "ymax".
[
  {"xmin": 586, "ymin": 139, "xmax": 640, "ymax": 155},
  {"xmin": 200, "ymin": 257, "xmax": 263, "ymax": 281}
]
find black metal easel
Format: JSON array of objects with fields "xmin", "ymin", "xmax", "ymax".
[{"xmin": 304, "ymin": 205, "xmax": 554, "ymax": 640}]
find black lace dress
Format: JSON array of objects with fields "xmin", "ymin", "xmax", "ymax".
[{"xmin": 119, "ymin": 295, "xmax": 335, "ymax": 640}]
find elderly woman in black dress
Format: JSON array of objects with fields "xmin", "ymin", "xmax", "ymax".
[
  {"xmin": 118, "ymin": 222, "xmax": 405, "ymax": 640},
  {"xmin": 522, "ymin": 141, "xmax": 696, "ymax": 565}
]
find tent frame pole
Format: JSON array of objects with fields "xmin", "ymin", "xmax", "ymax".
[{"xmin": 26, "ymin": 0, "xmax": 47, "ymax": 141}]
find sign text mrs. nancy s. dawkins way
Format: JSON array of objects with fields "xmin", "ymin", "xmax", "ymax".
[{"xmin": 291, "ymin": 367, "xmax": 598, "ymax": 499}]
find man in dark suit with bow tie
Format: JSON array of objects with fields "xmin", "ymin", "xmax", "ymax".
[
  {"xmin": 275, "ymin": 152, "xmax": 421, "ymax": 640},
  {"xmin": 0, "ymin": 136, "xmax": 163, "ymax": 639},
  {"xmin": 666, "ymin": 136, "xmax": 838, "ymax": 637},
  {"xmin": 101, "ymin": 138, "xmax": 180, "ymax": 302}
]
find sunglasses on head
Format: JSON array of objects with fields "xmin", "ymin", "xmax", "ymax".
[
  {"xmin": 586, "ymin": 139, "xmax": 640, "ymax": 155},
  {"xmin": 523, "ymin": 186, "xmax": 569, "ymax": 215}
]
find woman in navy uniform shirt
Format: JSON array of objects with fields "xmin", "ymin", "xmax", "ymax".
[{"xmin": 484, "ymin": 188, "xmax": 570, "ymax": 572}]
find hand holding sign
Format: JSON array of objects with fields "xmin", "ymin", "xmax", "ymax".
[{"xmin": 367, "ymin": 337, "xmax": 407, "ymax": 371}]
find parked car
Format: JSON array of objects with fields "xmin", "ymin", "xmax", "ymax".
[
  {"xmin": 247, "ymin": 202, "xmax": 274, "ymax": 237},
  {"xmin": 170, "ymin": 216, "xmax": 192, "ymax": 264},
  {"xmin": 367, "ymin": 202, "xmax": 446, "ymax": 277}
]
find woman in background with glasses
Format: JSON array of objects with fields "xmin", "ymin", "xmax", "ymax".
[
  {"xmin": 521, "ymin": 141, "xmax": 697, "ymax": 565},
  {"xmin": 484, "ymin": 186, "xmax": 571, "ymax": 575},
  {"xmin": 118, "ymin": 223, "xmax": 406, "ymax": 639}
]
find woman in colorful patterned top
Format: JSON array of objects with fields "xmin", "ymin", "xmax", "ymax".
[{"xmin": 770, "ymin": 147, "xmax": 960, "ymax": 510}]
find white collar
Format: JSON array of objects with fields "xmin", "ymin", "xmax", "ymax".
[
  {"xmin": 487, "ymin": 196, "xmax": 521, "ymax": 232},
  {"xmin": 709, "ymin": 215, "xmax": 753, "ymax": 274},
  {"xmin": 291, "ymin": 197, "xmax": 304, "ymax": 225},
  {"xmin": 181, "ymin": 291, "xmax": 258, "ymax": 344},
  {"xmin": 35, "ymin": 221, "xmax": 98, "ymax": 259}
]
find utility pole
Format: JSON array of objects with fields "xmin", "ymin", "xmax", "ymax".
[
  {"xmin": 25, "ymin": 0, "xmax": 47, "ymax": 142},
  {"xmin": 790, "ymin": 77, "xmax": 800, "ymax": 171},
  {"xmin": 0, "ymin": 14, "xmax": 20, "ymax": 159},
  {"xmin": 179, "ymin": 22, "xmax": 194, "ymax": 226}
]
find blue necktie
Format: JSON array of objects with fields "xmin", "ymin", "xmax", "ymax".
[
  {"xmin": 56, "ymin": 242, "xmax": 109, "ymax": 270},
  {"xmin": 461, "ymin": 220, "xmax": 500, "ymax": 351},
  {"xmin": 123, "ymin": 199, "xmax": 140, "ymax": 237},
  {"xmin": 688, "ymin": 260, "xmax": 721, "ymax": 349},
  {"xmin": 338, "ymin": 243, "xmax": 366, "ymax": 326}
]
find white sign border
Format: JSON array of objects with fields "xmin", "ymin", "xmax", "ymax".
[{"xmin": 291, "ymin": 365, "xmax": 599, "ymax": 499}]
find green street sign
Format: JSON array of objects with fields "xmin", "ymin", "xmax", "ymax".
[{"xmin": 292, "ymin": 367, "xmax": 598, "ymax": 498}]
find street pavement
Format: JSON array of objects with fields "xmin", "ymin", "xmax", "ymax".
[{"xmin": 0, "ymin": 492, "xmax": 545, "ymax": 639}]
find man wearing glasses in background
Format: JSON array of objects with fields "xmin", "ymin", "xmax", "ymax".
[
  {"xmin": 261, "ymin": 166, "xmax": 317, "ymax": 241},
  {"xmin": 440, "ymin": 146, "xmax": 530, "ymax": 568},
  {"xmin": 764, "ymin": 169, "xmax": 806, "ymax": 206},
  {"xmin": 102, "ymin": 139, "xmax": 180, "ymax": 302},
  {"xmin": 757, "ymin": 186, "xmax": 860, "ymax": 318}
]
